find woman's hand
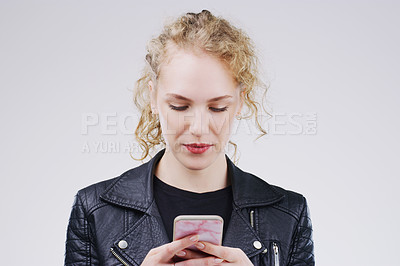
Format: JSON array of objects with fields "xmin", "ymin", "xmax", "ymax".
[
  {"xmin": 175, "ymin": 241, "xmax": 254, "ymax": 265},
  {"xmin": 141, "ymin": 234, "xmax": 218, "ymax": 265}
]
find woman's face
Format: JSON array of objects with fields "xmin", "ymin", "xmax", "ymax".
[{"xmin": 149, "ymin": 47, "xmax": 243, "ymax": 171}]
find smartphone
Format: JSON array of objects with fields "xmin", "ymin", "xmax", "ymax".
[{"xmin": 173, "ymin": 215, "xmax": 224, "ymax": 250}]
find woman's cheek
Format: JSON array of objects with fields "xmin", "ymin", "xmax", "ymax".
[
  {"xmin": 159, "ymin": 110, "xmax": 177, "ymax": 135},
  {"xmin": 212, "ymin": 115, "xmax": 231, "ymax": 135},
  {"xmin": 167, "ymin": 114, "xmax": 187, "ymax": 137}
]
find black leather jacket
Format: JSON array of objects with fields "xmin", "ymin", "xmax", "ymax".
[{"xmin": 65, "ymin": 148, "xmax": 315, "ymax": 265}]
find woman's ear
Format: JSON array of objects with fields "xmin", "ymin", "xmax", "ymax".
[{"xmin": 148, "ymin": 80, "xmax": 158, "ymax": 115}]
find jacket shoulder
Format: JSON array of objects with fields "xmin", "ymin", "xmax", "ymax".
[
  {"xmin": 74, "ymin": 165, "xmax": 145, "ymax": 214},
  {"xmin": 269, "ymin": 184, "xmax": 309, "ymax": 221},
  {"xmin": 74, "ymin": 177, "xmax": 115, "ymax": 213}
]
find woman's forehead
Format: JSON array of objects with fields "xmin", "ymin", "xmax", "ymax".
[
  {"xmin": 160, "ymin": 45, "xmax": 235, "ymax": 82},
  {"xmin": 156, "ymin": 45, "xmax": 239, "ymax": 100}
]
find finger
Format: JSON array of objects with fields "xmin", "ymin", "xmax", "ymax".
[
  {"xmin": 175, "ymin": 256, "xmax": 222, "ymax": 266},
  {"xmin": 175, "ymin": 248, "xmax": 209, "ymax": 259},
  {"xmin": 193, "ymin": 241, "xmax": 236, "ymax": 262},
  {"xmin": 157, "ymin": 234, "xmax": 199, "ymax": 260}
]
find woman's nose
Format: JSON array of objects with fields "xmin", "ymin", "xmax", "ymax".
[{"xmin": 188, "ymin": 110, "xmax": 209, "ymax": 136}]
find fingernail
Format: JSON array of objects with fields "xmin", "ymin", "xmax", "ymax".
[
  {"xmin": 176, "ymin": 250, "xmax": 186, "ymax": 257},
  {"xmin": 190, "ymin": 235, "xmax": 199, "ymax": 242},
  {"xmin": 194, "ymin": 242, "xmax": 205, "ymax": 249},
  {"xmin": 214, "ymin": 258, "xmax": 224, "ymax": 263}
]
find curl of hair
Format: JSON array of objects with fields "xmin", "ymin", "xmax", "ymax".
[{"xmin": 131, "ymin": 9, "xmax": 271, "ymax": 165}]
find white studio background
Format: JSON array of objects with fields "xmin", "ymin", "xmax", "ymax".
[{"xmin": 1, "ymin": 0, "xmax": 399, "ymax": 265}]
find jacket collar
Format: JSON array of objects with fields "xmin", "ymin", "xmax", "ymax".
[
  {"xmin": 100, "ymin": 148, "xmax": 284, "ymax": 210},
  {"xmin": 100, "ymin": 148, "xmax": 285, "ymax": 264}
]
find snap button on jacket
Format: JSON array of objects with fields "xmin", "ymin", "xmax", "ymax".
[{"xmin": 64, "ymin": 148, "xmax": 315, "ymax": 265}]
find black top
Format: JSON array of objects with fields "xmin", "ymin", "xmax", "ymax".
[{"xmin": 153, "ymin": 174, "xmax": 233, "ymax": 242}]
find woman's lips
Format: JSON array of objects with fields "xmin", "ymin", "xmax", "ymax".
[{"xmin": 183, "ymin": 143, "xmax": 213, "ymax": 154}]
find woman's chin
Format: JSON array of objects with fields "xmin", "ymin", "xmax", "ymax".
[
  {"xmin": 181, "ymin": 157, "xmax": 211, "ymax": 170},
  {"xmin": 179, "ymin": 153, "xmax": 216, "ymax": 171}
]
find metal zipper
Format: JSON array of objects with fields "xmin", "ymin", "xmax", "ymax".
[
  {"xmin": 250, "ymin": 209, "xmax": 255, "ymax": 228},
  {"xmin": 110, "ymin": 247, "xmax": 129, "ymax": 266},
  {"xmin": 273, "ymin": 242, "xmax": 280, "ymax": 266}
]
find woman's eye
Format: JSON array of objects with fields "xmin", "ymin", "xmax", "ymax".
[
  {"xmin": 169, "ymin": 104, "xmax": 188, "ymax": 111},
  {"xmin": 168, "ymin": 105, "xmax": 228, "ymax": 112},
  {"xmin": 210, "ymin": 107, "xmax": 228, "ymax": 112}
]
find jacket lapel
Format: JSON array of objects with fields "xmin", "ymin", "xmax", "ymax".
[
  {"xmin": 100, "ymin": 148, "xmax": 285, "ymax": 264},
  {"xmin": 100, "ymin": 149, "xmax": 169, "ymax": 265},
  {"xmin": 222, "ymin": 155, "xmax": 284, "ymax": 258}
]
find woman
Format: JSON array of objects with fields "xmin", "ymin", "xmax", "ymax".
[{"xmin": 65, "ymin": 10, "xmax": 315, "ymax": 266}]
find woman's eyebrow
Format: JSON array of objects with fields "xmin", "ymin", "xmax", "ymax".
[
  {"xmin": 208, "ymin": 95, "xmax": 233, "ymax": 102},
  {"xmin": 165, "ymin": 93, "xmax": 233, "ymax": 102},
  {"xmin": 166, "ymin": 93, "xmax": 188, "ymax": 101}
]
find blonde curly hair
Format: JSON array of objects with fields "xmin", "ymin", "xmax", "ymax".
[{"xmin": 131, "ymin": 9, "xmax": 270, "ymax": 164}]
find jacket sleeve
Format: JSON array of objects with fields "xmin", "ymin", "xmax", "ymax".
[
  {"xmin": 287, "ymin": 196, "xmax": 315, "ymax": 265},
  {"xmin": 64, "ymin": 191, "xmax": 99, "ymax": 265}
]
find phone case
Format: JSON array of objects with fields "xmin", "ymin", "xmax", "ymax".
[{"xmin": 173, "ymin": 215, "xmax": 224, "ymax": 250}]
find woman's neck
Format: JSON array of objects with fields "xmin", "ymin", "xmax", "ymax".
[{"xmin": 154, "ymin": 151, "xmax": 230, "ymax": 193}]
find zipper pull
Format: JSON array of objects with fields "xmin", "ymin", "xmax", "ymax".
[
  {"xmin": 273, "ymin": 242, "xmax": 280, "ymax": 266},
  {"xmin": 273, "ymin": 242, "xmax": 278, "ymax": 254},
  {"xmin": 110, "ymin": 247, "xmax": 129, "ymax": 266},
  {"xmin": 250, "ymin": 209, "xmax": 255, "ymax": 228}
]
